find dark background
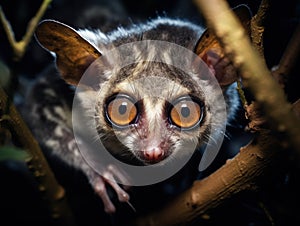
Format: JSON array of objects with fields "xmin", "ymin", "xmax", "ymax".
[{"xmin": 0, "ymin": 0, "xmax": 299, "ymax": 226}]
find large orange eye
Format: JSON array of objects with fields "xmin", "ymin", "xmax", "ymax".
[
  {"xmin": 169, "ymin": 97, "xmax": 203, "ymax": 129},
  {"xmin": 106, "ymin": 94, "xmax": 138, "ymax": 127}
]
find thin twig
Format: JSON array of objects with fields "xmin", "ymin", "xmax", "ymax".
[
  {"xmin": 0, "ymin": 0, "xmax": 52, "ymax": 61},
  {"xmin": 259, "ymin": 201, "xmax": 275, "ymax": 226},
  {"xmin": 0, "ymin": 6, "xmax": 15, "ymax": 49},
  {"xmin": 272, "ymin": 23, "xmax": 300, "ymax": 88},
  {"xmin": 250, "ymin": 0, "xmax": 270, "ymax": 59}
]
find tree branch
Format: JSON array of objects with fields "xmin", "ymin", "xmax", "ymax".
[
  {"xmin": 0, "ymin": 86, "xmax": 76, "ymax": 226},
  {"xmin": 0, "ymin": 1, "xmax": 77, "ymax": 224},
  {"xmin": 193, "ymin": 0, "xmax": 300, "ymax": 154},
  {"xmin": 130, "ymin": 98, "xmax": 300, "ymax": 226},
  {"xmin": 250, "ymin": 0, "xmax": 270, "ymax": 59},
  {"xmin": 272, "ymin": 23, "xmax": 300, "ymax": 88},
  {"xmin": 131, "ymin": 132, "xmax": 282, "ymax": 226},
  {"xmin": 129, "ymin": 0, "xmax": 300, "ymax": 225},
  {"xmin": 0, "ymin": 0, "xmax": 52, "ymax": 61}
]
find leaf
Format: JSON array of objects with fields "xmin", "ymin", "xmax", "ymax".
[{"xmin": 0, "ymin": 146, "xmax": 30, "ymax": 162}]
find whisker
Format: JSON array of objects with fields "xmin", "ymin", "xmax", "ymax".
[{"xmin": 132, "ymin": 124, "xmax": 143, "ymax": 140}]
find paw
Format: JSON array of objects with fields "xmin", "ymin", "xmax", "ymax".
[{"xmin": 89, "ymin": 165, "xmax": 133, "ymax": 213}]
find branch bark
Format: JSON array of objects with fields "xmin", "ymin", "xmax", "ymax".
[
  {"xmin": 250, "ymin": 0, "xmax": 270, "ymax": 59},
  {"xmin": 131, "ymin": 131, "xmax": 282, "ymax": 226},
  {"xmin": 194, "ymin": 0, "xmax": 300, "ymax": 154},
  {"xmin": 0, "ymin": 1, "xmax": 77, "ymax": 224},
  {"xmin": 0, "ymin": 86, "xmax": 76, "ymax": 226}
]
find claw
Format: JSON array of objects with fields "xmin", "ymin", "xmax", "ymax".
[
  {"xmin": 126, "ymin": 200, "xmax": 136, "ymax": 213},
  {"xmin": 102, "ymin": 172, "xmax": 136, "ymax": 212}
]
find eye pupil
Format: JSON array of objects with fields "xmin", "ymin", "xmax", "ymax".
[
  {"xmin": 118, "ymin": 103, "xmax": 127, "ymax": 115},
  {"xmin": 180, "ymin": 105, "xmax": 190, "ymax": 118}
]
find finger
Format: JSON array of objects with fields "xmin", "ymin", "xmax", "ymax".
[
  {"xmin": 92, "ymin": 176, "xmax": 116, "ymax": 213},
  {"xmin": 102, "ymin": 170, "xmax": 130, "ymax": 202}
]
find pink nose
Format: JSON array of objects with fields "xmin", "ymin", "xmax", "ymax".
[{"xmin": 143, "ymin": 147, "xmax": 165, "ymax": 162}]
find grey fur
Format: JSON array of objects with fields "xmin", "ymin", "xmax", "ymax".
[{"xmin": 23, "ymin": 16, "xmax": 239, "ymax": 211}]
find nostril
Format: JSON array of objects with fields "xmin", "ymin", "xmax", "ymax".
[
  {"xmin": 143, "ymin": 147, "xmax": 164, "ymax": 162},
  {"xmin": 144, "ymin": 150, "xmax": 152, "ymax": 158},
  {"xmin": 154, "ymin": 148, "xmax": 163, "ymax": 158}
]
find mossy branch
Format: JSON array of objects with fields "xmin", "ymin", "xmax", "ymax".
[{"xmin": 0, "ymin": 0, "xmax": 52, "ymax": 61}]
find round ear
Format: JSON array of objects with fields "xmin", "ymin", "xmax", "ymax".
[
  {"xmin": 35, "ymin": 20, "xmax": 102, "ymax": 85},
  {"xmin": 194, "ymin": 4, "xmax": 252, "ymax": 86}
]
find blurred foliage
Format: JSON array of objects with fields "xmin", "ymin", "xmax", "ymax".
[{"xmin": 0, "ymin": 146, "xmax": 30, "ymax": 161}]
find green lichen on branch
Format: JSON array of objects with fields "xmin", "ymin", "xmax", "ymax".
[{"xmin": 236, "ymin": 79, "xmax": 248, "ymax": 108}]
